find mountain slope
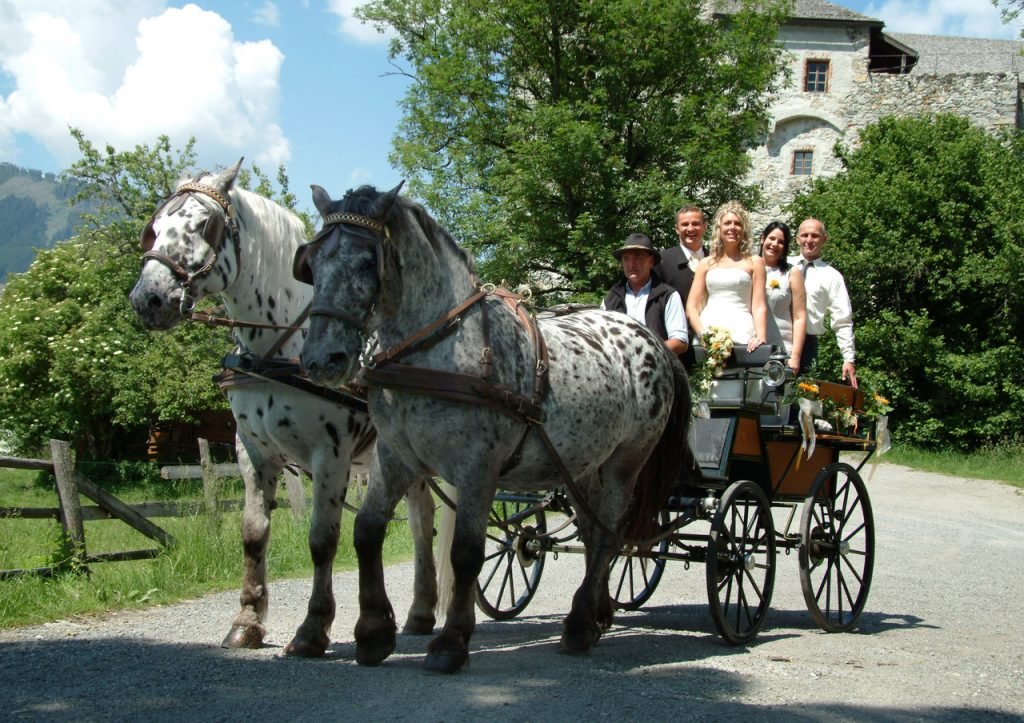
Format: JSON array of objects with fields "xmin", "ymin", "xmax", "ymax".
[{"xmin": 0, "ymin": 163, "xmax": 86, "ymax": 280}]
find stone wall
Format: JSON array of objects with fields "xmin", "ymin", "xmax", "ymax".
[{"xmin": 749, "ymin": 69, "xmax": 1022, "ymax": 233}]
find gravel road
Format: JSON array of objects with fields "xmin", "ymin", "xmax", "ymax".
[{"xmin": 2, "ymin": 462, "xmax": 1022, "ymax": 722}]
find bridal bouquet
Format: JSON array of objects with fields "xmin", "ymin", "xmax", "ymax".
[{"xmin": 689, "ymin": 327, "xmax": 733, "ymax": 416}]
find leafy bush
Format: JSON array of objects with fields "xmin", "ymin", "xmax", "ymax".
[{"xmin": 788, "ymin": 115, "xmax": 1024, "ymax": 449}]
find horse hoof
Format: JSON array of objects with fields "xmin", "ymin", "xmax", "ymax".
[
  {"xmin": 355, "ymin": 616, "xmax": 397, "ymax": 665},
  {"xmin": 402, "ymin": 613, "xmax": 436, "ymax": 636},
  {"xmin": 423, "ymin": 649, "xmax": 468, "ymax": 674},
  {"xmin": 356, "ymin": 641, "xmax": 395, "ymax": 666},
  {"xmin": 221, "ymin": 624, "xmax": 265, "ymax": 650},
  {"xmin": 284, "ymin": 637, "xmax": 328, "ymax": 658},
  {"xmin": 559, "ymin": 628, "xmax": 599, "ymax": 654}
]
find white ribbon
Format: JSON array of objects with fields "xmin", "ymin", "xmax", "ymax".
[
  {"xmin": 868, "ymin": 415, "xmax": 891, "ymax": 480},
  {"xmin": 798, "ymin": 397, "xmax": 822, "ymax": 460}
]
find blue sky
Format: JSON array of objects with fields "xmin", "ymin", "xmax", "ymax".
[{"xmin": 0, "ymin": 1, "xmax": 1019, "ymax": 216}]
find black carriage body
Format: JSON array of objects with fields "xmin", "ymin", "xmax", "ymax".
[{"xmin": 477, "ymin": 344, "xmax": 878, "ymax": 644}]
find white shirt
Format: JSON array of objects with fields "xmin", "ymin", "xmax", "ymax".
[
  {"xmin": 602, "ymin": 280, "xmax": 689, "ymax": 346},
  {"xmin": 790, "ymin": 255, "xmax": 855, "ymax": 363},
  {"xmin": 682, "ymin": 245, "xmax": 704, "ymax": 271}
]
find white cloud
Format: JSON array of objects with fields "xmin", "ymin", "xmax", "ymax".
[
  {"xmin": 325, "ymin": 0, "xmax": 393, "ymax": 43},
  {"xmin": 0, "ymin": 1, "xmax": 290, "ymax": 170},
  {"xmin": 252, "ymin": 1, "xmax": 280, "ymax": 27},
  {"xmin": 865, "ymin": 0, "xmax": 1019, "ymax": 39}
]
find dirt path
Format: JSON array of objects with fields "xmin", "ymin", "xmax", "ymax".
[{"xmin": 2, "ymin": 462, "xmax": 1022, "ymax": 721}]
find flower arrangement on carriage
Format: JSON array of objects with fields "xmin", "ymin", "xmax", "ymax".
[{"xmin": 688, "ymin": 327, "xmax": 893, "ymax": 460}]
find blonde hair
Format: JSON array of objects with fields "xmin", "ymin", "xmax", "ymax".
[{"xmin": 709, "ymin": 201, "xmax": 754, "ymax": 259}]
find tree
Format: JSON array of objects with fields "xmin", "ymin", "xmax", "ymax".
[
  {"xmin": 359, "ymin": 0, "xmax": 791, "ymax": 300},
  {"xmin": 993, "ymin": 0, "xmax": 1024, "ymax": 35},
  {"xmin": 0, "ymin": 133, "xmax": 307, "ymax": 458},
  {"xmin": 787, "ymin": 115, "xmax": 1024, "ymax": 450}
]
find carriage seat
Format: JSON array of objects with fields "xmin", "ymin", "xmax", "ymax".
[
  {"xmin": 692, "ymin": 343, "xmax": 778, "ymax": 368},
  {"xmin": 691, "ymin": 343, "xmax": 787, "ymax": 416}
]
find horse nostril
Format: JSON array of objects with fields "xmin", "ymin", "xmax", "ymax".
[
  {"xmin": 327, "ymin": 352, "xmax": 349, "ymax": 369},
  {"xmin": 147, "ymin": 293, "xmax": 164, "ymax": 309}
]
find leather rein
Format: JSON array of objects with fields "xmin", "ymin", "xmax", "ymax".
[
  {"xmin": 139, "ymin": 181, "xmax": 338, "ymax": 402},
  {"xmin": 307, "ymin": 210, "xmax": 661, "ymax": 548}
]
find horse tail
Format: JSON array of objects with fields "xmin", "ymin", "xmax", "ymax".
[
  {"xmin": 433, "ymin": 481, "xmax": 458, "ymax": 615},
  {"xmin": 622, "ymin": 353, "xmax": 692, "ymax": 541}
]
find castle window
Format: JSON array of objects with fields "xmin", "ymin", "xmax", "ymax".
[
  {"xmin": 792, "ymin": 150, "xmax": 814, "ymax": 176},
  {"xmin": 804, "ymin": 59, "xmax": 830, "ymax": 92}
]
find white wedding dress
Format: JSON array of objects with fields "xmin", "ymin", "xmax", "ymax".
[
  {"xmin": 700, "ymin": 266, "xmax": 755, "ymax": 344},
  {"xmin": 764, "ymin": 265, "xmax": 793, "ymax": 353}
]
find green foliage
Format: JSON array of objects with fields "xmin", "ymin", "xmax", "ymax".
[
  {"xmin": 787, "ymin": 115, "xmax": 1024, "ymax": 450},
  {"xmin": 0, "ymin": 230, "xmax": 231, "ymax": 457},
  {"xmin": 0, "ymin": 132, "xmax": 312, "ymax": 458},
  {"xmin": 994, "ymin": 0, "xmax": 1024, "ymax": 36},
  {"xmin": 359, "ymin": 0, "xmax": 791, "ymax": 301}
]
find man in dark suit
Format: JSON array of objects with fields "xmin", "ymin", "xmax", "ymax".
[{"xmin": 656, "ymin": 205, "xmax": 707, "ymax": 368}]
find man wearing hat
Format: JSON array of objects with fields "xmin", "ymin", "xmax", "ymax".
[{"xmin": 602, "ymin": 233, "xmax": 689, "ymax": 356}]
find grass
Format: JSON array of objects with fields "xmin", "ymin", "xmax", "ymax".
[
  {"xmin": 3, "ymin": 441, "xmax": 1022, "ymax": 629},
  {"xmin": 0, "ymin": 466, "xmax": 418, "ymax": 629},
  {"xmin": 883, "ymin": 440, "xmax": 1024, "ymax": 489}
]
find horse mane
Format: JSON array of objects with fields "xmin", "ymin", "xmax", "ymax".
[
  {"xmin": 184, "ymin": 167, "xmax": 308, "ymax": 286},
  {"xmin": 230, "ymin": 188, "xmax": 309, "ymax": 285},
  {"xmin": 342, "ymin": 185, "xmax": 478, "ymax": 277}
]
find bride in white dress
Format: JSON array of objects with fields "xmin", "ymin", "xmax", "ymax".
[{"xmin": 686, "ymin": 201, "xmax": 767, "ymax": 354}]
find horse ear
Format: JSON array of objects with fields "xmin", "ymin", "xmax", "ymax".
[
  {"xmin": 311, "ymin": 185, "xmax": 332, "ymax": 217},
  {"xmin": 212, "ymin": 158, "xmax": 243, "ymax": 192},
  {"xmin": 376, "ymin": 180, "xmax": 406, "ymax": 218}
]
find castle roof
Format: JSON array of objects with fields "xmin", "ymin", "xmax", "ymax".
[
  {"xmin": 712, "ymin": 0, "xmax": 881, "ymax": 25},
  {"xmin": 886, "ymin": 32, "xmax": 1024, "ymax": 75}
]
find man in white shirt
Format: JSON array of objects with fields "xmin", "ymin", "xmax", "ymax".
[
  {"xmin": 603, "ymin": 233, "xmax": 689, "ymax": 357},
  {"xmin": 791, "ymin": 218, "xmax": 857, "ymax": 387}
]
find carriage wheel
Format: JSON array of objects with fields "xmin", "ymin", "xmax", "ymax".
[
  {"xmin": 475, "ymin": 498, "xmax": 547, "ymax": 620},
  {"xmin": 800, "ymin": 462, "xmax": 875, "ymax": 632},
  {"xmin": 609, "ymin": 511, "xmax": 669, "ymax": 610},
  {"xmin": 706, "ymin": 480, "xmax": 776, "ymax": 645}
]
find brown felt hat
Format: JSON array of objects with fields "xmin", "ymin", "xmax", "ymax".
[{"xmin": 613, "ymin": 233, "xmax": 660, "ymax": 263}]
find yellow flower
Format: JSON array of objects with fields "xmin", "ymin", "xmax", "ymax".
[
  {"xmin": 874, "ymin": 393, "xmax": 889, "ymax": 406},
  {"xmin": 768, "ymin": 279, "xmax": 780, "ymax": 289},
  {"xmin": 798, "ymin": 382, "xmax": 819, "ymax": 395}
]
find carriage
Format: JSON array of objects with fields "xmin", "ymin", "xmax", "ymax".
[{"xmin": 473, "ymin": 344, "xmax": 878, "ymax": 645}]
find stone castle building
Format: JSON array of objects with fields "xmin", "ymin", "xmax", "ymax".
[{"xmin": 717, "ymin": 0, "xmax": 1024, "ymax": 229}]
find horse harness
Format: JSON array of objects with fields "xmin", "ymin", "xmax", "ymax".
[
  {"xmin": 140, "ymin": 181, "xmax": 243, "ymax": 318},
  {"xmin": 141, "ymin": 181, "xmax": 368, "ymax": 429},
  {"xmin": 304, "ymin": 210, "xmax": 653, "ymax": 544},
  {"xmin": 298, "ymin": 210, "xmax": 549, "ymax": 423}
]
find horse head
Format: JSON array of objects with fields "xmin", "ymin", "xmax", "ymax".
[
  {"xmin": 294, "ymin": 182, "xmax": 404, "ymax": 386},
  {"xmin": 130, "ymin": 158, "xmax": 244, "ymax": 329}
]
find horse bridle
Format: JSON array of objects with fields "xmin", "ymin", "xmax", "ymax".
[
  {"xmin": 140, "ymin": 181, "xmax": 240, "ymax": 317},
  {"xmin": 293, "ymin": 211, "xmax": 392, "ymax": 335}
]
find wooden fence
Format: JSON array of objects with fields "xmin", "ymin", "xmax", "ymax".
[{"xmin": 0, "ymin": 438, "xmax": 307, "ymax": 580}]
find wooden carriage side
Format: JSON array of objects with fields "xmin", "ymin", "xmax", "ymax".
[{"xmin": 689, "ymin": 369, "xmax": 875, "ymax": 499}]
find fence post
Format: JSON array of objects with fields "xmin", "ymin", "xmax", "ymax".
[
  {"xmin": 282, "ymin": 467, "xmax": 306, "ymax": 519},
  {"xmin": 49, "ymin": 439, "xmax": 88, "ymax": 573},
  {"xmin": 199, "ymin": 438, "xmax": 220, "ymax": 518}
]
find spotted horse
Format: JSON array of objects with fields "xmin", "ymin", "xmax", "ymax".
[
  {"xmin": 295, "ymin": 183, "xmax": 692, "ymax": 673},
  {"xmin": 129, "ymin": 161, "xmax": 439, "ymax": 656}
]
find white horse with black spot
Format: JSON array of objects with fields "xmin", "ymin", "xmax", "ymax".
[{"xmin": 129, "ymin": 161, "xmax": 439, "ymax": 656}]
